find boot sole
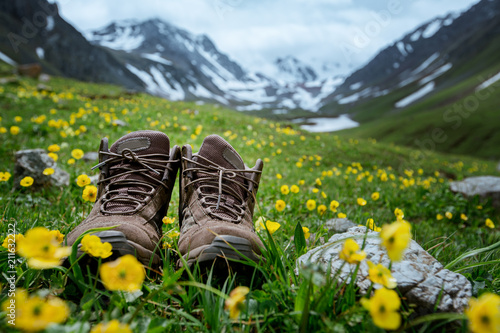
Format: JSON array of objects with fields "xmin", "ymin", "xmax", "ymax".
[
  {"xmin": 180, "ymin": 235, "xmax": 261, "ymax": 267},
  {"xmin": 77, "ymin": 230, "xmax": 161, "ymax": 267}
]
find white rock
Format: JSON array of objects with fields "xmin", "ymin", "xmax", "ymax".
[{"xmin": 297, "ymin": 227, "xmax": 471, "ymax": 314}]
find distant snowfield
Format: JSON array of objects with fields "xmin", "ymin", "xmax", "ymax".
[
  {"xmin": 296, "ymin": 115, "xmax": 359, "ymax": 133},
  {"xmin": 476, "ymin": 71, "xmax": 500, "ymax": 91},
  {"xmin": 0, "ymin": 51, "xmax": 16, "ymax": 65},
  {"xmin": 395, "ymin": 81, "xmax": 436, "ymax": 108}
]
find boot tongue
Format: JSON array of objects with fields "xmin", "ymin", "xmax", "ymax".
[
  {"xmin": 197, "ymin": 134, "xmax": 245, "ymax": 170},
  {"xmin": 196, "ymin": 135, "xmax": 247, "ymax": 219},
  {"xmin": 110, "ymin": 130, "xmax": 170, "ymax": 156},
  {"xmin": 105, "ymin": 131, "xmax": 170, "ymax": 214}
]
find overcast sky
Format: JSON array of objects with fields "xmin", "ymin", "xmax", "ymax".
[{"xmin": 56, "ymin": 0, "xmax": 480, "ymax": 76}]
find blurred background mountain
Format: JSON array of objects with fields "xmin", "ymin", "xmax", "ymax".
[{"xmin": 0, "ymin": 0, "xmax": 499, "ymax": 158}]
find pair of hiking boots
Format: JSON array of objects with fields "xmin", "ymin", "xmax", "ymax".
[{"xmin": 66, "ymin": 130, "xmax": 264, "ymax": 269}]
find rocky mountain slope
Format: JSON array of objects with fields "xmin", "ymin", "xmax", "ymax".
[
  {"xmin": 318, "ymin": 0, "xmax": 500, "ymax": 122},
  {"xmin": 0, "ymin": 0, "xmax": 144, "ymax": 90}
]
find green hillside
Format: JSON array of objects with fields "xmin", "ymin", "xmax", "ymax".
[
  {"xmin": 0, "ymin": 69, "xmax": 499, "ymax": 332},
  {"xmin": 335, "ymin": 34, "xmax": 500, "ymax": 160}
]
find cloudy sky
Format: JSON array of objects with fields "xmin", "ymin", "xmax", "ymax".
[{"xmin": 56, "ymin": 0, "xmax": 480, "ymax": 76}]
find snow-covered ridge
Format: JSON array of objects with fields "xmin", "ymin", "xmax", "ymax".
[{"xmin": 88, "ymin": 18, "xmax": 341, "ymax": 112}]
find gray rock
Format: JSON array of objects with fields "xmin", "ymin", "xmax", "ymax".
[
  {"xmin": 14, "ymin": 149, "xmax": 70, "ymax": 189},
  {"xmin": 82, "ymin": 151, "xmax": 99, "ymax": 162},
  {"xmin": 450, "ymin": 176, "xmax": 500, "ymax": 207},
  {"xmin": 297, "ymin": 227, "xmax": 471, "ymax": 315},
  {"xmin": 112, "ymin": 119, "xmax": 128, "ymax": 127},
  {"xmin": 325, "ymin": 218, "xmax": 357, "ymax": 233}
]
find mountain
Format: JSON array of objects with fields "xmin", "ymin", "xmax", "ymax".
[
  {"xmin": 0, "ymin": 0, "xmax": 144, "ymax": 90},
  {"xmin": 0, "ymin": 1, "xmax": 340, "ymax": 114},
  {"xmin": 273, "ymin": 56, "xmax": 317, "ymax": 83},
  {"xmin": 322, "ymin": 0, "xmax": 500, "ymax": 158},
  {"xmin": 318, "ymin": 0, "xmax": 500, "ymax": 123},
  {"xmin": 86, "ymin": 19, "xmax": 340, "ymax": 113}
]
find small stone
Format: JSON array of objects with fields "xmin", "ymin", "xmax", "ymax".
[
  {"xmin": 82, "ymin": 151, "xmax": 99, "ymax": 162},
  {"xmin": 112, "ymin": 119, "xmax": 128, "ymax": 127},
  {"xmin": 14, "ymin": 149, "xmax": 70, "ymax": 189},
  {"xmin": 296, "ymin": 226, "xmax": 471, "ymax": 315},
  {"xmin": 450, "ymin": 176, "xmax": 500, "ymax": 208},
  {"xmin": 325, "ymin": 218, "xmax": 357, "ymax": 233}
]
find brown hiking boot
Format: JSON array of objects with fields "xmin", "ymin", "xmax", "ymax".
[
  {"xmin": 66, "ymin": 130, "xmax": 180, "ymax": 267},
  {"xmin": 178, "ymin": 134, "xmax": 264, "ymax": 267}
]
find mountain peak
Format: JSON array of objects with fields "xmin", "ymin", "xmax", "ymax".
[{"xmin": 273, "ymin": 56, "xmax": 318, "ymax": 83}]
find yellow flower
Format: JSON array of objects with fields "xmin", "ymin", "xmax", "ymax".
[
  {"xmin": 82, "ymin": 185, "xmax": 98, "ymax": 202},
  {"xmin": 357, "ymin": 198, "xmax": 367, "ymax": 206},
  {"xmin": 100, "ymin": 254, "xmax": 145, "ymax": 292},
  {"xmin": 330, "ymin": 200, "xmax": 339, "ymax": 211},
  {"xmin": 367, "ymin": 261, "xmax": 397, "ymax": 288},
  {"xmin": 290, "ymin": 185, "xmax": 299, "ymax": 193},
  {"xmin": 312, "ymin": 188, "xmax": 319, "ymax": 193},
  {"xmin": 67, "ymin": 158, "xmax": 75, "ymax": 165},
  {"xmin": 43, "ymin": 168, "xmax": 55, "ymax": 176},
  {"xmin": 10, "ymin": 126, "xmax": 20, "ymax": 135},
  {"xmin": 361, "ymin": 288, "xmax": 401, "ymax": 330},
  {"xmin": 298, "ymin": 180, "xmax": 305, "ymax": 185},
  {"xmin": 315, "ymin": 178, "xmax": 322, "ymax": 186},
  {"xmin": 71, "ymin": 148, "xmax": 84, "ymax": 159},
  {"xmin": 295, "ymin": 161, "xmax": 302, "ymax": 168},
  {"xmin": 394, "ymin": 208, "xmax": 404, "ymax": 220},
  {"xmin": 17, "ymin": 227, "xmax": 71, "ymax": 269},
  {"xmin": 49, "ymin": 230, "xmax": 65, "ymax": 244},
  {"xmin": 162, "ymin": 216, "xmax": 176, "ymax": 225},
  {"xmin": 280, "ymin": 185, "xmax": 290, "ymax": 195},
  {"xmin": 465, "ymin": 293, "xmax": 500, "ymax": 333},
  {"xmin": 2, "ymin": 233, "xmax": 25, "ymax": 252},
  {"xmin": 380, "ymin": 220, "xmax": 411, "ymax": 261},
  {"xmin": 166, "ymin": 229, "xmax": 180, "ymax": 238},
  {"xmin": 76, "ymin": 174, "xmax": 91, "ymax": 187},
  {"xmin": 366, "ymin": 218, "xmax": 381, "ymax": 232},
  {"xmin": 371, "ymin": 192, "xmax": 380, "ymax": 200},
  {"xmin": 91, "ymin": 320, "xmax": 133, "ymax": 333},
  {"xmin": 0, "ymin": 127, "xmax": 6, "ymax": 134},
  {"xmin": 306, "ymin": 199, "xmax": 316, "ymax": 211},
  {"xmin": 0, "ymin": 171, "xmax": 12, "ymax": 182},
  {"xmin": 225, "ymin": 286, "xmax": 250, "ymax": 319},
  {"xmin": 436, "ymin": 214, "xmax": 443, "ymax": 220},
  {"xmin": 302, "ymin": 227, "xmax": 310, "ymax": 239},
  {"xmin": 339, "ymin": 238, "xmax": 366, "ymax": 264},
  {"xmin": 276, "ymin": 173, "xmax": 282, "ymax": 179},
  {"xmin": 275, "ymin": 199, "xmax": 286, "ymax": 212},
  {"xmin": 20, "ymin": 176, "xmax": 34, "ymax": 187},
  {"xmin": 254, "ymin": 216, "xmax": 266, "ymax": 232},
  {"xmin": 1, "ymin": 289, "xmax": 69, "ymax": 332},
  {"xmin": 460, "ymin": 213, "xmax": 468, "ymax": 221},
  {"xmin": 317, "ymin": 204, "xmax": 327, "ymax": 215},
  {"xmin": 81, "ymin": 235, "xmax": 113, "ymax": 259},
  {"xmin": 14, "ymin": 116, "xmax": 22, "ymax": 122},
  {"xmin": 338, "ymin": 212, "xmax": 347, "ymax": 218},
  {"xmin": 485, "ymin": 218, "xmax": 495, "ymax": 229},
  {"xmin": 47, "ymin": 144, "xmax": 60, "ymax": 152},
  {"xmin": 47, "ymin": 152, "xmax": 58, "ymax": 161},
  {"xmin": 476, "ymin": 205, "xmax": 483, "ymax": 210},
  {"xmin": 445, "ymin": 211, "xmax": 453, "ymax": 219},
  {"xmin": 260, "ymin": 220, "xmax": 281, "ymax": 235}
]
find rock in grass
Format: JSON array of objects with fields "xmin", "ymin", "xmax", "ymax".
[
  {"xmin": 82, "ymin": 151, "xmax": 99, "ymax": 162},
  {"xmin": 14, "ymin": 149, "xmax": 70, "ymax": 189},
  {"xmin": 296, "ymin": 227, "xmax": 471, "ymax": 315},
  {"xmin": 325, "ymin": 218, "xmax": 357, "ymax": 233},
  {"xmin": 450, "ymin": 176, "xmax": 500, "ymax": 208}
]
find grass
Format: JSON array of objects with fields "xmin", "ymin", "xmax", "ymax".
[{"xmin": 0, "ymin": 71, "xmax": 499, "ymax": 332}]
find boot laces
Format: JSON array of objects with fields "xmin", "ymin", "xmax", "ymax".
[
  {"xmin": 182, "ymin": 155, "xmax": 260, "ymax": 222},
  {"xmin": 92, "ymin": 148, "xmax": 176, "ymax": 215}
]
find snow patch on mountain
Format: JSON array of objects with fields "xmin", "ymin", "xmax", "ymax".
[{"xmin": 395, "ymin": 81, "xmax": 436, "ymax": 108}]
